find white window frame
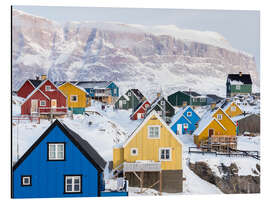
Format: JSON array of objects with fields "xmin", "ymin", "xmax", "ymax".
[
  {"xmin": 187, "ymin": 111, "xmax": 192, "ymax": 117},
  {"xmin": 65, "ymin": 175, "xmax": 81, "ymax": 193},
  {"xmin": 70, "ymin": 95, "xmax": 78, "ymax": 102},
  {"xmin": 40, "ymin": 100, "xmax": 46, "ymax": 106},
  {"xmin": 236, "ymin": 85, "xmax": 241, "ymax": 90},
  {"xmin": 217, "ymin": 114, "xmax": 223, "ymax": 120},
  {"xmin": 148, "ymin": 125, "xmax": 160, "ymax": 139},
  {"xmin": 45, "ymin": 85, "xmax": 51, "ymax": 91},
  {"xmin": 21, "ymin": 176, "xmax": 31, "ymax": 186},
  {"xmin": 159, "ymin": 148, "xmax": 172, "ymax": 161},
  {"xmin": 127, "ymin": 92, "xmax": 131, "ymax": 96},
  {"xmin": 122, "ymin": 100, "xmax": 127, "ymax": 104},
  {"xmin": 48, "ymin": 143, "xmax": 65, "ymax": 161},
  {"xmin": 130, "ymin": 148, "xmax": 138, "ymax": 156},
  {"xmin": 231, "ymin": 106, "xmax": 236, "ymax": 112},
  {"xmin": 160, "ymin": 101, "xmax": 165, "ymax": 105}
]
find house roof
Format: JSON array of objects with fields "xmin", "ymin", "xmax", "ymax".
[
  {"xmin": 29, "ymin": 79, "xmax": 43, "ymax": 88},
  {"xmin": 130, "ymin": 100, "xmax": 149, "ymax": 118},
  {"xmin": 183, "ymin": 91, "xmax": 201, "ymax": 97},
  {"xmin": 206, "ymin": 94, "xmax": 224, "ymax": 102},
  {"xmin": 76, "ymin": 81, "xmax": 112, "ymax": 89},
  {"xmin": 227, "ymin": 73, "xmax": 252, "ymax": 84},
  {"xmin": 130, "ymin": 89, "xmax": 144, "ymax": 100},
  {"xmin": 170, "ymin": 105, "xmax": 191, "ymax": 127},
  {"xmin": 58, "ymin": 82, "xmax": 88, "ymax": 94},
  {"xmin": 122, "ymin": 110, "xmax": 183, "ymax": 148},
  {"xmin": 13, "ymin": 120, "xmax": 106, "ymax": 172}
]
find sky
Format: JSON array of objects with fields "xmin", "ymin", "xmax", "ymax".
[{"xmin": 13, "ymin": 6, "xmax": 260, "ymax": 70}]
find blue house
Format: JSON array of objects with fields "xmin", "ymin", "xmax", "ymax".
[
  {"xmin": 12, "ymin": 120, "xmax": 107, "ymax": 198},
  {"xmin": 170, "ymin": 106, "xmax": 200, "ymax": 135}
]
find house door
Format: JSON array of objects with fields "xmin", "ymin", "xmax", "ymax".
[
  {"xmin": 31, "ymin": 100, "xmax": 38, "ymax": 113},
  {"xmin": 208, "ymin": 129, "xmax": 214, "ymax": 138},
  {"xmin": 119, "ymin": 100, "xmax": 123, "ymax": 108},
  {"xmin": 51, "ymin": 99, "xmax": 57, "ymax": 108},
  {"xmin": 137, "ymin": 113, "xmax": 142, "ymax": 119},
  {"xmin": 177, "ymin": 124, "xmax": 183, "ymax": 135}
]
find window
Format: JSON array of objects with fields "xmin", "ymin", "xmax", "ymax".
[
  {"xmin": 231, "ymin": 106, "xmax": 236, "ymax": 112},
  {"xmin": 48, "ymin": 143, "xmax": 65, "ymax": 161},
  {"xmin": 148, "ymin": 126, "xmax": 160, "ymax": 139},
  {"xmin": 114, "ymin": 89, "xmax": 117, "ymax": 94},
  {"xmin": 45, "ymin": 85, "xmax": 51, "ymax": 91},
  {"xmin": 130, "ymin": 148, "xmax": 138, "ymax": 156},
  {"xmin": 90, "ymin": 89, "xmax": 94, "ymax": 93},
  {"xmin": 159, "ymin": 148, "xmax": 171, "ymax": 161},
  {"xmin": 40, "ymin": 100, "xmax": 46, "ymax": 106},
  {"xmin": 157, "ymin": 111, "xmax": 162, "ymax": 116},
  {"xmin": 193, "ymin": 98, "xmax": 197, "ymax": 102},
  {"xmin": 70, "ymin": 95, "xmax": 78, "ymax": 102},
  {"xmin": 160, "ymin": 101, "xmax": 165, "ymax": 105},
  {"xmin": 200, "ymin": 98, "xmax": 205, "ymax": 102},
  {"xmin": 236, "ymin": 85, "xmax": 241, "ymax": 90},
  {"xmin": 183, "ymin": 123, "xmax": 189, "ymax": 129},
  {"xmin": 21, "ymin": 176, "xmax": 32, "ymax": 186},
  {"xmin": 64, "ymin": 175, "xmax": 82, "ymax": 193},
  {"xmin": 128, "ymin": 92, "xmax": 131, "ymax": 96},
  {"xmin": 187, "ymin": 111, "xmax": 192, "ymax": 117},
  {"xmin": 217, "ymin": 114, "xmax": 223, "ymax": 120},
  {"xmin": 145, "ymin": 104, "xmax": 150, "ymax": 109},
  {"xmin": 122, "ymin": 100, "xmax": 127, "ymax": 104}
]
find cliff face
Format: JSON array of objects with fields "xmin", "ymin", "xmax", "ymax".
[{"xmin": 12, "ymin": 9, "xmax": 259, "ymax": 99}]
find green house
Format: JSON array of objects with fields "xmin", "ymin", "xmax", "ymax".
[
  {"xmin": 114, "ymin": 89, "xmax": 145, "ymax": 110},
  {"xmin": 168, "ymin": 91, "xmax": 207, "ymax": 107},
  {"xmin": 226, "ymin": 72, "xmax": 252, "ymax": 98}
]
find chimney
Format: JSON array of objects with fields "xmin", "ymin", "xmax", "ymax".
[
  {"xmin": 239, "ymin": 72, "xmax": 242, "ymax": 76},
  {"xmin": 41, "ymin": 74, "xmax": 47, "ymax": 80},
  {"xmin": 210, "ymin": 102, "xmax": 216, "ymax": 110},
  {"xmin": 157, "ymin": 92, "xmax": 161, "ymax": 98},
  {"xmin": 35, "ymin": 75, "xmax": 40, "ymax": 80}
]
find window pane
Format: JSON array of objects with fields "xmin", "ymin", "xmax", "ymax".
[
  {"xmin": 57, "ymin": 144, "xmax": 64, "ymax": 151},
  {"xmin": 49, "ymin": 144, "xmax": 56, "ymax": 151},
  {"xmin": 57, "ymin": 152, "xmax": 64, "ymax": 159},
  {"xmin": 66, "ymin": 178, "xmax": 72, "ymax": 184},
  {"xmin": 67, "ymin": 185, "xmax": 72, "ymax": 192},
  {"xmin": 74, "ymin": 178, "xmax": 80, "ymax": 184},
  {"xmin": 24, "ymin": 178, "xmax": 29, "ymax": 184},
  {"xmin": 74, "ymin": 184, "xmax": 80, "ymax": 191},
  {"xmin": 50, "ymin": 151, "xmax": 56, "ymax": 158}
]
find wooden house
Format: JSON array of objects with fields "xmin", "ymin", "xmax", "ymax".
[
  {"xmin": 170, "ymin": 105, "xmax": 200, "ymax": 135},
  {"xmin": 193, "ymin": 105, "xmax": 237, "ymax": 147},
  {"xmin": 76, "ymin": 81, "xmax": 119, "ymax": 104},
  {"xmin": 168, "ymin": 90, "xmax": 207, "ymax": 107},
  {"xmin": 217, "ymin": 100, "xmax": 243, "ymax": 118},
  {"xmin": 114, "ymin": 89, "xmax": 145, "ymax": 110},
  {"xmin": 130, "ymin": 100, "xmax": 151, "ymax": 120},
  {"xmin": 16, "ymin": 77, "xmax": 44, "ymax": 98},
  {"xmin": 12, "ymin": 119, "xmax": 107, "ymax": 198},
  {"xmin": 146, "ymin": 94, "xmax": 175, "ymax": 123},
  {"xmin": 21, "ymin": 79, "xmax": 68, "ymax": 117},
  {"xmin": 113, "ymin": 111, "xmax": 183, "ymax": 193},
  {"xmin": 226, "ymin": 72, "xmax": 252, "ymax": 98},
  {"xmin": 58, "ymin": 82, "xmax": 90, "ymax": 114}
]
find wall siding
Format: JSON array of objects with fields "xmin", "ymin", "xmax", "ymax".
[
  {"xmin": 13, "ymin": 126, "xmax": 99, "ymax": 198},
  {"xmin": 17, "ymin": 81, "xmax": 35, "ymax": 98}
]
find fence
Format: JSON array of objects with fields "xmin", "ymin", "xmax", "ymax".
[{"xmin": 12, "ymin": 115, "xmax": 40, "ymax": 124}]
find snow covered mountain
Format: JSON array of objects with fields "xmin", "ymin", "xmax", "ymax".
[{"xmin": 12, "ymin": 9, "xmax": 259, "ymax": 100}]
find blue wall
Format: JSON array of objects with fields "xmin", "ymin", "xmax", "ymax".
[
  {"xmin": 107, "ymin": 82, "xmax": 119, "ymax": 97},
  {"xmin": 13, "ymin": 126, "xmax": 101, "ymax": 198},
  {"xmin": 171, "ymin": 107, "xmax": 200, "ymax": 135}
]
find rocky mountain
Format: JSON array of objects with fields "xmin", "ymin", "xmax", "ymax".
[{"xmin": 12, "ymin": 9, "xmax": 259, "ymax": 100}]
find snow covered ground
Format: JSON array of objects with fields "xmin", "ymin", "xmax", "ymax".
[{"xmin": 11, "ymin": 96, "xmax": 260, "ymax": 195}]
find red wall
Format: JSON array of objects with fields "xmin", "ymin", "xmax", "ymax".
[
  {"xmin": 21, "ymin": 90, "xmax": 50, "ymax": 115},
  {"xmin": 131, "ymin": 101, "xmax": 150, "ymax": 120},
  {"xmin": 17, "ymin": 81, "xmax": 35, "ymax": 98}
]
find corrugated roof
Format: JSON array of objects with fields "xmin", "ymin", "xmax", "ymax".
[
  {"xmin": 131, "ymin": 89, "xmax": 144, "ymax": 100},
  {"xmin": 183, "ymin": 91, "xmax": 201, "ymax": 97},
  {"xmin": 227, "ymin": 74, "xmax": 252, "ymax": 84},
  {"xmin": 76, "ymin": 81, "xmax": 111, "ymax": 89}
]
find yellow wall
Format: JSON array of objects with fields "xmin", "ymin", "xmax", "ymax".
[
  {"xmin": 225, "ymin": 102, "xmax": 243, "ymax": 118},
  {"xmin": 58, "ymin": 83, "xmax": 87, "ymax": 108},
  {"xmin": 113, "ymin": 148, "xmax": 124, "ymax": 169},
  {"xmin": 195, "ymin": 108, "xmax": 237, "ymax": 145},
  {"xmin": 115, "ymin": 115, "xmax": 182, "ymax": 171}
]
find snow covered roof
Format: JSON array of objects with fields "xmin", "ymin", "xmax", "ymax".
[
  {"xmin": 131, "ymin": 89, "xmax": 144, "ymax": 100},
  {"xmin": 227, "ymin": 73, "xmax": 252, "ymax": 84},
  {"xmin": 13, "ymin": 120, "xmax": 106, "ymax": 172},
  {"xmin": 29, "ymin": 79, "xmax": 43, "ymax": 88},
  {"xmin": 170, "ymin": 105, "xmax": 191, "ymax": 127},
  {"xmin": 206, "ymin": 94, "xmax": 224, "ymax": 102},
  {"xmin": 130, "ymin": 100, "xmax": 149, "ymax": 118},
  {"xmin": 76, "ymin": 81, "xmax": 112, "ymax": 89}
]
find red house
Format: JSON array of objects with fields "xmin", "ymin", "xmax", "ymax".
[
  {"xmin": 130, "ymin": 100, "xmax": 151, "ymax": 120},
  {"xmin": 21, "ymin": 79, "xmax": 67, "ymax": 117},
  {"xmin": 17, "ymin": 79, "xmax": 43, "ymax": 98}
]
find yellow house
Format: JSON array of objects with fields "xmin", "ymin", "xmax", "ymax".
[
  {"xmin": 113, "ymin": 110, "xmax": 183, "ymax": 193},
  {"xmin": 193, "ymin": 107, "xmax": 237, "ymax": 146},
  {"xmin": 222, "ymin": 101, "xmax": 243, "ymax": 118},
  {"xmin": 58, "ymin": 82, "xmax": 90, "ymax": 114}
]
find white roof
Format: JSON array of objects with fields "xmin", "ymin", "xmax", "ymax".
[{"xmin": 122, "ymin": 110, "xmax": 183, "ymax": 148}]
